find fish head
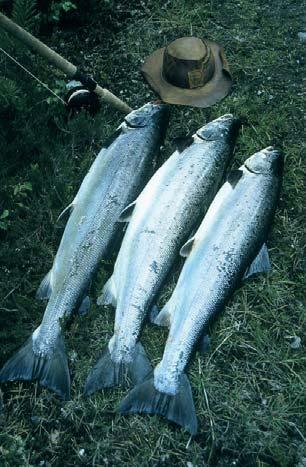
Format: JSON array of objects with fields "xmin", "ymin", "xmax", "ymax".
[
  {"xmin": 123, "ymin": 102, "xmax": 170, "ymax": 130},
  {"xmin": 196, "ymin": 114, "xmax": 241, "ymax": 142},
  {"xmin": 244, "ymin": 147, "xmax": 284, "ymax": 176}
]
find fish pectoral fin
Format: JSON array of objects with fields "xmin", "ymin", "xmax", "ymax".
[
  {"xmin": 118, "ymin": 200, "xmax": 137, "ymax": 223},
  {"xmin": 0, "ymin": 329, "xmax": 70, "ymax": 400},
  {"xmin": 97, "ymin": 276, "xmax": 117, "ymax": 307},
  {"xmin": 180, "ymin": 236, "xmax": 196, "ymax": 257},
  {"xmin": 227, "ymin": 169, "xmax": 244, "ymax": 188},
  {"xmin": 57, "ymin": 202, "xmax": 75, "ymax": 223},
  {"xmin": 198, "ymin": 333, "xmax": 211, "ymax": 355},
  {"xmin": 243, "ymin": 243, "xmax": 271, "ymax": 280},
  {"xmin": 172, "ymin": 135, "xmax": 194, "ymax": 152},
  {"xmin": 77, "ymin": 295, "xmax": 91, "ymax": 316},
  {"xmin": 119, "ymin": 373, "xmax": 198, "ymax": 435},
  {"xmin": 36, "ymin": 270, "xmax": 53, "ymax": 300},
  {"xmin": 84, "ymin": 342, "xmax": 152, "ymax": 394}
]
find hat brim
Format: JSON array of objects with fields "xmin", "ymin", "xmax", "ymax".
[{"xmin": 141, "ymin": 40, "xmax": 232, "ymax": 108}]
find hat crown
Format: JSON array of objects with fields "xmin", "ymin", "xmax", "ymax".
[{"xmin": 162, "ymin": 37, "xmax": 215, "ymax": 89}]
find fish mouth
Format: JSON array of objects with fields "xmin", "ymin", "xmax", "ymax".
[
  {"xmin": 125, "ymin": 102, "xmax": 169, "ymax": 128},
  {"xmin": 244, "ymin": 146, "xmax": 283, "ymax": 175},
  {"xmin": 196, "ymin": 114, "xmax": 240, "ymax": 142},
  {"xmin": 149, "ymin": 99, "xmax": 165, "ymax": 105}
]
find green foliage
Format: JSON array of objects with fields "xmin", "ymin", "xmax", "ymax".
[
  {"xmin": 11, "ymin": 0, "xmax": 38, "ymax": 32},
  {"xmin": 49, "ymin": 0, "xmax": 77, "ymax": 23},
  {"xmin": 0, "ymin": 433, "xmax": 30, "ymax": 466},
  {"xmin": 0, "ymin": 77, "xmax": 21, "ymax": 111},
  {"xmin": 0, "ymin": 0, "xmax": 38, "ymax": 56},
  {"xmin": 0, "ymin": 210, "xmax": 10, "ymax": 230}
]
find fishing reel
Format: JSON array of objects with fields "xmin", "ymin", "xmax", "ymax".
[{"xmin": 65, "ymin": 80, "xmax": 101, "ymax": 116}]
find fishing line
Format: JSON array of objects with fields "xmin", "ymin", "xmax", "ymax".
[{"xmin": 0, "ymin": 47, "xmax": 66, "ymax": 105}]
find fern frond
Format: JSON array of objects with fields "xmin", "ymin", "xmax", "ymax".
[
  {"xmin": 0, "ymin": 77, "xmax": 21, "ymax": 109},
  {"xmin": 0, "ymin": 30, "xmax": 15, "ymax": 54},
  {"xmin": 12, "ymin": 0, "xmax": 38, "ymax": 33}
]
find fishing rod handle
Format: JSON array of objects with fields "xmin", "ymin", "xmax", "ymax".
[
  {"xmin": 0, "ymin": 13, "xmax": 133, "ymax": 114},
  {"xmin": 0, "ymin": 12, "xmax": 76, "ymax": 75},
  {"xmin": 95, "ymin": 85, "xmax": 132, "ymax": 114}
]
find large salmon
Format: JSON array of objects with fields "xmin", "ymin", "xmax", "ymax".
[
  {"xmin": 84, "ymin": 114, "xmax": 240, "ymax": 396},
  {"xmin": 0, "ymin": 103, "xmax": 169, "ymax": 399},
  {"xmin": 120, "ymin": 147, "xmax": 283, "ymax": 435}
]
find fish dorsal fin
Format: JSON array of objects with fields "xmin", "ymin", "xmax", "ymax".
[
  {"xmin": 57, "ymin": 202, "xmax": 75, "ymax": 223},
  {"xmin": 118, "ymin": 200, "xmax": 137, "ymax": 222},
  {"xmin": 243, "ymin": 243, "xmax": 271, "ymax": 280},
  {"xmin": 180, "ymin": 236, "xmax": 196, "ymax": 257},
  {"xmin": 172, "ymin": 135, "xmax": 194, "ymax": 153}
]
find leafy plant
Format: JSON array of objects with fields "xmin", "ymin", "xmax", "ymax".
[
  {"xmin": 11, "ymin": 0, "xmax": 39, "ymax": 32},
  {"xmin": 0, "ymin": 210, "xmax": 10, "ymax": 230},
  {"xmin": 49, "ymin": 0, "xmax": 77, "ymax": 23},
  {"xmin": 0, "ymin": 0, "xmax": 39, "ymax": 54},
  {"xmin": 13, "ymin": 182, "xmax": 33, "ymax": 198},
  {"xmin": 45, "ymin": 78, "xmax": 67, "ymax": 105},
  {"xmin": 0, "ymin": 77, "xmax": 21, "ymax": 111}
]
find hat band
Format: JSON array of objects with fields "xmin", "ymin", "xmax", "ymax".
[{"xmin": 162, "ymin": 46, "xmax": 215, "ymax": 89}]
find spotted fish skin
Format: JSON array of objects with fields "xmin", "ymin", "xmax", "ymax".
[
  {"xmin": 35, "ymin": 103, "xmax": 168, "ymax": 356},
  {"xmin": 87, "ymin": 115, "xmax": 240, "ymax": 393},
  {"xmin": 119, "ymin": 147, "xmax": 283, "ymax": 434},
  {"xmin": 154, "ymin": 147, "xmax": 283, "ymax": 395},
  {"xmin": 0, "ymin": 103, "xmax": 169, "ymax": 399}
]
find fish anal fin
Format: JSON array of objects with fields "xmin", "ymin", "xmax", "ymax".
[
  {"xmin": 36, "ymin": 270, "xmax": 53, "ymax": 300},
  {"xmin": 149, "ymin": 304, "xmax": 160, "ymax": 324},
  {"xmin": 152, "ymin": 302, "xmax": 171, "ymax": 327},
  {"xmin": 198, "ymin": 334, "xmax": 211, "ymax": 355},
  {"xmin": 119, "ymin": 374, "xmax": 198, "ymax": 435},
  {"xmin": 243, "ymin": 243, "xmax": 271, "ymax": 280},
  {"xmin": 97, "ymin": 276, "xmax": 117, "ymax": 307},
  {"xmin": 118, "ymin": 200, "xmax": 137, "ymax": 223},
  {"xmin": 180, "ymin": 236, "xmax": 196, "ymax": 258},
  {"xmin": 77, "ymin": 295, "xmax": 91, "ymax": 316}
]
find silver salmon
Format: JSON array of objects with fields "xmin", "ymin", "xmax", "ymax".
[
  {"xmin": 120, "ymin": 147, "xmax": 283, "ymax": 435},
  {"xmin": 0, "ymin": 103, "xmax": 169, "ymax": 399},
  {"xmin": 84, "ymin": 114, "xmax": 240, "ymax": 396}
]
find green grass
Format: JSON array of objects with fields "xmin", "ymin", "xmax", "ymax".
[{"xmin": 0, "ymin": 0, "xmax": 305, "ymax": 465}]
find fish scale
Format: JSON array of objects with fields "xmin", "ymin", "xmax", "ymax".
[{"xmin": 84, "ymin": 114, "xmax": 240, "ymax": 395}]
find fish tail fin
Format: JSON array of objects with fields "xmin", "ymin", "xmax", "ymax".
[
  {"xmin": 84, "ymin": 342, "xmax": 152, "ymax": 395},
  {"xmin": 119, "ymin": 374, "xmax": 198, "ymax": 435},
  {"xmin": 0, "ymin": 330, "xmax": 70, "ymax": 400}
]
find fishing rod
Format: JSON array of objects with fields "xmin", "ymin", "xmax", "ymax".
[{"xmin": 0, "ymin": 12, "xmax": 132, "ymax": 114}]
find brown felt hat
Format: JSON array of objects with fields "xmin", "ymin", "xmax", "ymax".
[{"xmin": 141, "ymin": 36, "xmax": 232, "ymax": 108}]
